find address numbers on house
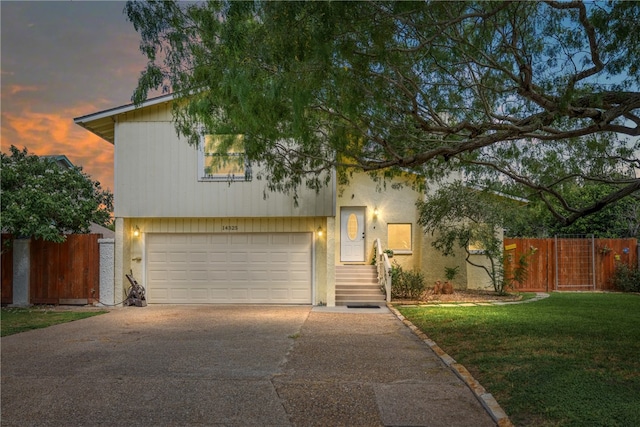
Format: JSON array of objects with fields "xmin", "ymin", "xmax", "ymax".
[{"xmin": 221, "ymin": 225, "xmax": 239, "ymax": 231}]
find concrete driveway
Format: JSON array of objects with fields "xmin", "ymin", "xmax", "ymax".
[{"xmin": 1, "ymin": 305, "xmax": 497, "ymax": 426}]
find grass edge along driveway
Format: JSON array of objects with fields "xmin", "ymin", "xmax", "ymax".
[
  {"xmin": 1, "ymin": 307, "xmax": 107, "ymax": 337},
  {"xmin": 398, "ymin": 293, "xmax": 640, "ymax": 427}
]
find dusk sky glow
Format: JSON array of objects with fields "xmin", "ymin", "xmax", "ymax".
[
  {"xmin": 3, "ymin": 1, "xmax": 638, "ymax": 193},
  {"xmin": 1, "ymin": 1, "xmax": 149, "ymax": 191}
]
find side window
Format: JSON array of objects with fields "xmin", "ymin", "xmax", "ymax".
[
  {"xmin": 199, "ymin": 134, "xmax": 251, "ymax": 181},
  {"xmin": 387, "ymin": 223, "xmax": 412, "ymax": 254},
  {"xmin": 468, "ymin": 241, "xmax": 485, "ymax": 254}
]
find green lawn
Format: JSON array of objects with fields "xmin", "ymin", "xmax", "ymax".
[
  {"xmin": 398, "ymin": 293, "xmax": 640, "ymax": 427},
  {"xmin": 1, "ymin": 307, "xmax": 107, "ymax": 337}
]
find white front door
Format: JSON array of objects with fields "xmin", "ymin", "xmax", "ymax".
[{"xmin": 340, "ymin": 207, "xmax": 366, "ymax": 262}]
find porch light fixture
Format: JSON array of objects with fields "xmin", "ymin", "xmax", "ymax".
[
  {"xmin": 373, "ymin": 207, "xmax": 379, "ymax": 218},
  {"xmin": 133, "ymin": 225, "xmax": 140, "ymax": 238},
  {"xmin": 317, "ymin": 226, "xmax": 323, "ymax": 237}
]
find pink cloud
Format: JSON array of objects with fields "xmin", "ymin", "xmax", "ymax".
[
  {"xmin": 2, "ymin": 84, "xmax": 40, "ymax": 96},
  {"xmin": 1, "ymin": 103, "xmax": 114, "ymax": 191}
]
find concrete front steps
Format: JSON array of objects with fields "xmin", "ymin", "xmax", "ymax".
[{"xmin": 335, "ymin": 265, "xmax": 386, "ymax": 306}]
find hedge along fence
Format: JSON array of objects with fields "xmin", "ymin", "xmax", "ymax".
[{"xmin": 504, "ymin": 238, "xmax": 638, "ymax": 292}]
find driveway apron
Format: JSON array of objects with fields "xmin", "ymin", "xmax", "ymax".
[{"xmin": 1, "ymin": 305, "xmax": 496, "ymax": 426}]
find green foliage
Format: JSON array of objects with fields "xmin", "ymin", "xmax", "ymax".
[
  {"xmin": 126, "ymin": 0, "xmax": 639, "ymax": 223},
  {"xmin": 1, "ymin": 307, "xmax": 107, "ymax": 337},
  {"xmin": 390, "ymin": 263, "xmax": 426, "ymax": 300},
  {"xmin": 504, "ymin": 246, "xmax": 537, "ymax": 291},
  {"xmin": 611, "ymin": 262, "xmax": 640, "ymax": 292},
  {"xmin": 0, "ymin": 146, "xmax": 114, "ymax": 243},
  {"xmin": 444, "ymin": 266, "xmax": 460, "ymax": 281},
  {"xmin": 504, "ymin": 182, "xmax": 640, "ymax": 238},
  {"xmin": 417, "ymin": 182, "xmax": 515, "ymax": 293}
]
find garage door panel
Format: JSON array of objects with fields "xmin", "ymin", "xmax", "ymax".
[
  {"xmin": 230, "ymin": 288, "xmax": 249, "ymax": 299},
  {"xmin": 291, "ymin": 288, "xmax": 310, "ymax": 300},
  {"xmin": 168, "ymin": 252, "xmax": 188, "ymax": 263},
  {"xmin": 190, "ymin": 235, "xmax": 209, "ymax": 244},
  {"xmin": 290, "ymin": 272, "xmax": 309, "ymax": 282},
  {"xmin": 147, "ymin": 251, "xmax": 167, "ymax": 262},
  {"xmin": 230, "ymin": 235, "xmax": 249, "ymax": 244},
  {"xmin": 210, "ymin": 288, "xmax": 229, "ymax": 299},
  {"xmin": 190, "ymin": 288, "xmax": 209, "ymax": 300},
  {"xmin": 249, "ymin": 252, "xmax": 269, "ymax": 263},
  {"xmin": 168, "ymin": 235, "xmax": 188, "ymax": 244},
  {"xmin": 146, "ymin": 232, "xmax": 311, "ymax": 304},
  {"xmin": 190, "ymin": 252, "xmax": 208, "ymax": 263},
  {"xmin": 190, "ymin": 270, "xmax": 208, "ymax": 281},
  {"xmin": 251, "ymin": 288, "xmax": 269, "ymax": 299},
  {"xmin": 170, "ymin": 287, "xmax": 189, "ymax": 300},
  {"xmin": 250, "ymin": 234, "xmax": 270, "ymax": 244}
]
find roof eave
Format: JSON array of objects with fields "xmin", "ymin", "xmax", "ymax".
[{"xmin": 73, "ymin": 93, "xmax": 175, "ymax": 144}]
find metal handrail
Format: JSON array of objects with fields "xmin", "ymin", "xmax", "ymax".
[{"xmin": 375, "ymin": 238, "xmax": 392, "ymax": 303}]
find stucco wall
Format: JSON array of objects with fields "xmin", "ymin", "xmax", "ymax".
[
  {"xmin": 419, "ymin": 233, "xmax": 469, "ymax": 290},
  {"xmin": 11, "ymin": 239, "xmax": 31, "ymax": 306},
  {"xmin": 98, "ymin": 238, "xmax": 115, "ymax": 306},
  {"xmin": 335, "ymin": 172, "xmax": 470, "ymax": 290},
  {"xmin": 466, "ymin": 228, "xmax": 505, "ymax": 291},
  {"xmin": 335, "ymin": 172, "xmax": 423, "ymax": 269}
]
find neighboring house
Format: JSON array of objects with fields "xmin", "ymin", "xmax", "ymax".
[
  {"xmin": 74, "ymin": 94, "xmax": 490, "ymax": 306},
  {"xmin": 41, "ymin": 154, "xmax": 75, "ymax": 170}
]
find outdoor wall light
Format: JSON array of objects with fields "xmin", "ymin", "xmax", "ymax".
[
  {"xmin": 133, "ymin": 225, "xmax": 140, "ymax": 238},
  {"xmin": 317, "ymin": 226, "xmax": 323, "ymax": 237},
  {"xmin": 373, "ymin": 207, "xmax": 379, "ymax": 218}
]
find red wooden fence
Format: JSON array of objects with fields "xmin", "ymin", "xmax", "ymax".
[
  {"xmin": 504, "ymin": 238, "xmax": 638, "ymax": 292},
  {"xmin": 1, "ymin": 235, "xmax": 13, "ymax": 305},
  {"xmin": 1, "ymin": 234, "xmax": 101, "ymax": 305}
]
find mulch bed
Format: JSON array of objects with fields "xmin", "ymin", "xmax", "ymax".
[{"xmin": 394, "ymin": 289, "xmax": 523, "ymax": 305}]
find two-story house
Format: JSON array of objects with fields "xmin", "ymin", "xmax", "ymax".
[{"xmin": 75, "ymin": 94, "xmax": 487, "ymax": 306}]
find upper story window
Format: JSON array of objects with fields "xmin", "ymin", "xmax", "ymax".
[{"xmin": 198, "ymin": 134, "xmax": 252, "ymax": 182}]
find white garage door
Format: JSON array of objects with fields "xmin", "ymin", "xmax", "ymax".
[{"xmin": 146, "ymin": 233, "xmax": 312, "ymax": 304}]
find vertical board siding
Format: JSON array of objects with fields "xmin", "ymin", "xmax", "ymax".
[
  {"xmin": 505, "ymin": 238, "xmax": 637, "ymax": 292},
  {"xmin": 1, "ymin": 234, "xmax": 13, "ymax": 304},
  {"xmin": 114, "ymin": 105, "xmax": 335, "ymax": 219},
  {"xmin": 138, "ymin": 217, "xmax": 321, "ymax": 234}
]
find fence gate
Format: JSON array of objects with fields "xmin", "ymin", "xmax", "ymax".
[{"xmin": 554, "ymin": 235, "xmax": 595, "ymax": 290}]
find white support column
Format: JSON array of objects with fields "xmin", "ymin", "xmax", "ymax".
[
  {"xmin": 114, "ymin": 217, "xmax": 126, "ymax": 306},
  {"xmin": 98, "ymin": 238, "xmax": 115, "ymax": 306},
  {"xmin": 11, "ymin": 238, "xmax": 31, "ymax": 307},
  {"xmin": 326, "ymin": 217, "xmax": 336, "ymax": 307}
]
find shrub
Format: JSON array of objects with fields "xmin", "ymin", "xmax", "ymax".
[
  {"xmin": 611, "ymin": 263, "xmax": 640, "ymax": 292},
  {"xmin": 390, "ymin": 263, "xmax": 426, "ymax": 299}
]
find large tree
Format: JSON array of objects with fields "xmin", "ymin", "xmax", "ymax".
[
  {"xmin": 1, "ymin": 146, "xmax": 114, "ymax": 243},
  {"xmin": 126, "ymin": 0, "xmax": 639, "ymax": 223}
]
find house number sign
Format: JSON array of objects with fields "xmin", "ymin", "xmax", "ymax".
[{"xmin": 221, "ymin": 224, "xmax": 239, "ymax": 231}]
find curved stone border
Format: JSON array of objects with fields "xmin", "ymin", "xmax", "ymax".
[
  {"xmin": 488, "ymin": 292, "xmax": 550, "ymax": 306},
  {"xmin": 385, "ymin": 293, "xmax": 551, "ymax": 427}
]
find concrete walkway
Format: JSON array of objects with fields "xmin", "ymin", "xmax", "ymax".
[{"xmin": 1, "ymin": 305, "xmax": 498, "ymax": 426}]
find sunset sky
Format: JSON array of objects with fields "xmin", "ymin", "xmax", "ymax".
[{"xmin": 1, "ymin": 1, "xmax": 149, "ymax": 191}]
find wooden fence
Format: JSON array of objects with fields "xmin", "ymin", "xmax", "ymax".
[
  {"xmin": 1, "ymin": 234, "xmax": 101, "ymax": 305},
  {"xmin": 504, "ymin": 237, "xmax": 638, "ymax": 292},
  {"xmin": 1, "ymin": 235, "xmax": 13, "ymax": 305}
]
